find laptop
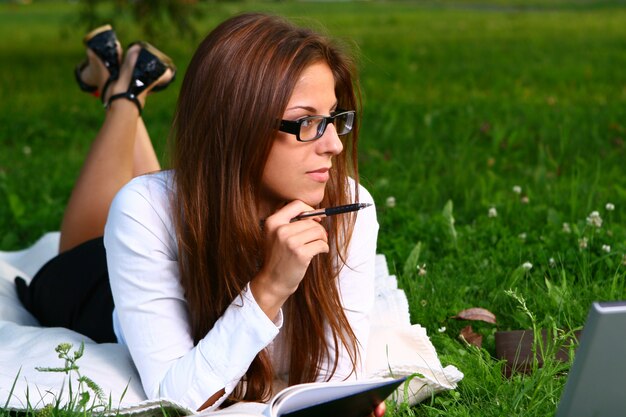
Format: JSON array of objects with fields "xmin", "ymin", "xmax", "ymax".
[{"xmin": 555, "ymin": 301, "xmax": 626, "ymax": 416}]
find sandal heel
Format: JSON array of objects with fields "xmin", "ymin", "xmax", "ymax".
[{"xmin": 75, "ymin": 24, "xmax": 120, "ymax": 100}]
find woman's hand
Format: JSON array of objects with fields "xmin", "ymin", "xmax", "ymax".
[
  {"xmin": 251, "ymin": 200, "xmax": 328, "ymax": 320},
  {"xmin": 373, "ymin": 401, "xmax": 387, "ymax": 417}
]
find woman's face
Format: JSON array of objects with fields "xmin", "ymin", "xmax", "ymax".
[{"xmin": 260, "ymin": 61, "xmax": 344, "ymax": 215}]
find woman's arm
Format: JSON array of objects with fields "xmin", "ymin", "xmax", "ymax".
[{"xmin": 104, "ymin": 173, "xmax": 281, "ymax": 410}]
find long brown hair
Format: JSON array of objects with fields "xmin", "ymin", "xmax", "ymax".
[{"xmin": 170, "ymin": 13, "xmax": 361, "ymax": 402}]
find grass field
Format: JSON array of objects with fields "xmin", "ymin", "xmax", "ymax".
[{"xmin": 2, "ymin": 1, "xmax": 626, "ymax": 416}]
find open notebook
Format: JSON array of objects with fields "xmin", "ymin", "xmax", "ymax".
[{"xmin": 555, "ymin": 301, "xmax": 626, "ymax": 417}]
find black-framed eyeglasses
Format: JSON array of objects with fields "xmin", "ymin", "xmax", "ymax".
[{"xmin": 278, "ymin": 110, "xmax": 356, "ymax": 142}]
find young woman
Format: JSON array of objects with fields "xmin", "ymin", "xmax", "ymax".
[{"xmin": 16, "ymin": 13, "xmax": 381, "ymax": 415}]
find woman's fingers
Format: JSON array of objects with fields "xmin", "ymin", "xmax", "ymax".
[
  {"xmin": 275, "ymin": 219, "xmax": 328, "ymax": 250},
  {"xmin": 374, "ymin": 401, "xmax": 386, "ymax": 417},
  {"xmin": 263, "ymin": 219, "xmax": 328, "ymax": 284},
  {"xmin": 259, "ymin": 202, "xmax": 329, "ymax": 291},
  {"xmin": 251, "ymin": 201, "xmax": 330, "ymax": 319},
  {"xmin": 263, "ymin": 200, "xmax": 321, "ymax": 229}
]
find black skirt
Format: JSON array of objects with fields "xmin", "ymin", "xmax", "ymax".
[{"xmin": 14, "ymin": 237, "xmax": 116, "ymax": 343}]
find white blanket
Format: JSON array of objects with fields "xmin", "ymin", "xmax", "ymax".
[{"xmin": 0, "ymin": 232, "xmax": 462, "ymax": 414}]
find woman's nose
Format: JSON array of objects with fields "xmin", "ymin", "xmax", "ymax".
[{"xmin": 316, "ymin": 122, "xmax": 344, "ymax": 155}]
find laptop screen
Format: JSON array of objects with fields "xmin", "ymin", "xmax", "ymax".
[{"xmin": 555, "ymin": 301, "xmax": 626, "ymax": 417}]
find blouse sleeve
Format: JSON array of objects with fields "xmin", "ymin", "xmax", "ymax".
[
  {"xmin": 317, "ymin": 181, "xmax": 379, "ymax": 382},
  {"xmin": 104, "ymin": 174, "xmax": 281, "ymax": 411}
]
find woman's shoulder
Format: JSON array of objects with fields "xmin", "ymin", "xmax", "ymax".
[
  {"xmin": 123, "ymin": 170, "xmax": 173, "ymax": 194},
  {"xmin": 113, "ymin": 170, "xmax": 173, "ymax": 204},
  {"xmin": 108, "ymin": 170, "xmax": 175, "ymax": 222},
  {"xmin": 343, "ymin": 178, "xmax": 377, "ymax": 237},
  {"xmin": 348, "ymin": 177, "xmax": 375, "ymax": 206}
]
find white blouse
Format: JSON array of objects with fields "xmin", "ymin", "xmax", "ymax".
[{"xmin": 103, "ymin": 170, "xmax": 378, "ymax": 410}]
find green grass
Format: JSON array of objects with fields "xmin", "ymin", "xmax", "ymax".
[{"xmin": 2, "ymin": 1, "xmax": 626, "ymax": 416}]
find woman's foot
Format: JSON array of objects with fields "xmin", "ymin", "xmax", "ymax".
[
  {"xmin": 78, "ymin": 47, "xmax": 121, "ymax": 97},
  {"xmin": 75, "ymin": 25, "xmax": 122, "ymax": 100},
  {"xmin": 105, "ymin": 42, "xmax": 176, "ymax": 115}
]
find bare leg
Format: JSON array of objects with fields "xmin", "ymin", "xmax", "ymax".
[
  {"xmin": 81, "ymin": 38, "xmax": 164, "ymax": 179},
  {"xmin": 59, "ymin": 45, "xmax": 172, "ymax": 252},
  {"xmin": 133, "ymin": 117, "xmax": 161, "ymax": 177}
]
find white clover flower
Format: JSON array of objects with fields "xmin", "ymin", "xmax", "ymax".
[
  {"xmin": 549, "ymin": 257, "xmax": 556, "ymax": 268},
  {"xmin": 606, "ymin": 203, "xmax": 615, "ymax": 211},
  {"xmin": 438, "ymin": 326, "xmax": 447, "ymax": 333},
  {"xmin": 512, "ymin": 185, "xmax": 522, "ymax": 194},
  {"xmin": 520, "ymin": 196, "xmax": 529, "ymax": 204},
  {"xmin": 518, "ymin": 233, "xmax": 527, "ymax": 241},
  {"xmin": 522, "ymin": 262, "xmax": 533, "ymax": 270},
  {"xmin": 562, "ymin": 223, "xmax": 571, "ymax": 233},
  {"xmin": 385, "ymin": 196, "xmax": 396, "ymax": 208},
  {"xmin": 579, "ymin": 237, "xmax": 588, "ymax": 249},
  {"xmin": 488, "ymin": 207, "xmax": 498, "ymax": 218},
  {"xmin": 586, "ymin": 211, "xmax": 603, "ymax": 228},
  {"xmin": 22, "ymin": 146, "xmax": 32, "ymax": 156},
  {"xmin": 602, "ymin": 244, "xmax": 611, "ymax": 253},
  {"xmin": 418, "ymin": 264, "xmax": 427, "ymax": 276}
]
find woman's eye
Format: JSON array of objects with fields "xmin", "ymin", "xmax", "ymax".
[{"xmin": 301, "ymin": 118, "xmax": 313, "ymax": 128}]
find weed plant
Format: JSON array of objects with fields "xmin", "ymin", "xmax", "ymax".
[
  {"xmin": 1, "ymin": 1, "xmax": 626, "ymax": 416},
  {"xmin": 0, "ymin": 343, "xmax": 115, "ymax": 417}
]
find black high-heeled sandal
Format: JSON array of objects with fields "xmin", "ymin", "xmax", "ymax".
[
  {"xmin": 74, "ymin": 24, "xmax": 120, "ymax": 102},
  {"xmin": 130, "ymin": 41, "xmax": 177, "ymax": 93},
  {"xmin": 106, "ymin": 42, "xmax": 176, "ymax": 115}
]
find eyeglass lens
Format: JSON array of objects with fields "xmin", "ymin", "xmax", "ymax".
[{"xmin": 300, "ymin": 112, "xmax": 354, "ymax": 141}]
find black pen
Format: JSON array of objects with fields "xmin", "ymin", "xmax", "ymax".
[{"xmin": 291, "ymin": 203, "xmax": 372, "ymax": 222}]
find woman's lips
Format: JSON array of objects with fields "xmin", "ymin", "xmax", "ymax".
[{"xmin": 307, "ymin": 167, "xmax": 330, "ymax": 182}]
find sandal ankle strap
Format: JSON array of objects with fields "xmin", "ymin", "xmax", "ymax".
[{"xmin": 107, "ymin": 91, "xmax": 142, "ymax": 115}]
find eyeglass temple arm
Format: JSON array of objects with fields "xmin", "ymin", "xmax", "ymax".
[{"xmin": 278, "ymin": 119, "xmax": 300, "ymax": 135}]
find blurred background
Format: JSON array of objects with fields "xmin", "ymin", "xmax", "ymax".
[{"xmin": 1, "ymin": 1, "xmax": 626, "ymax": 415}]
